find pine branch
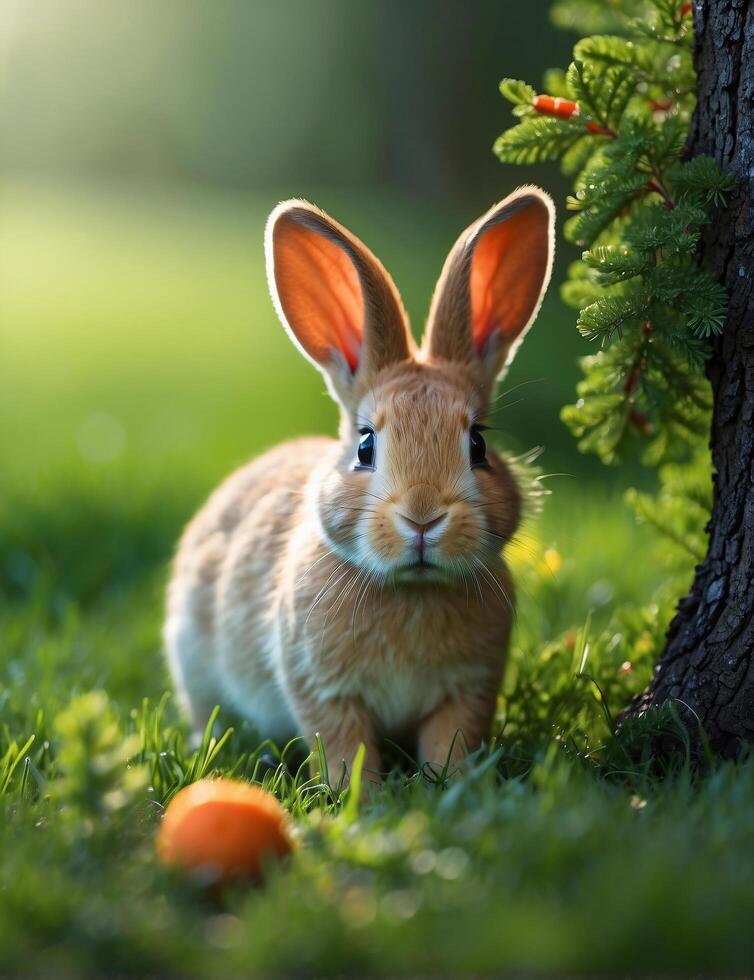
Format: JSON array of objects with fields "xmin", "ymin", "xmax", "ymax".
[{"xmin": 493, "ymin": 4, "xmax": 733, "ymax": 466}]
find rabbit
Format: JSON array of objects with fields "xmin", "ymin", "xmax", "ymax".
[{"xmin": 164, "ymin": 186, "xmax": 555, "ymax": 785}]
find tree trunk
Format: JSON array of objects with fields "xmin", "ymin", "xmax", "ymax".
[{"xmin": 626, "ymin": 0, "xmax": 754, "ymax": 756}]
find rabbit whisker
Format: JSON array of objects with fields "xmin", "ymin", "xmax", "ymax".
[
  {"xmin": 295, "ymin": 549, "xmax": 339, "ymax": 588},
  {"xmin": 458, "ymin": 554, "xmax": 484, "ymax": 607},
  {"xmin": 453, "ymin": 556, "xmax": 472, "ymax": 606},
  {"xmin": 305, "ymin": 562, "xmax": 352, "ymax": 626},
  {"xmin": 330, "ymin": 559, "xmax": 369, "ymax": 615},
  {"xmin": 351, "ymin": 566, "xmax": 381, "ymax": 641},
  {"xmin": 482, "ymin": 529, "xmax": 511, "ymax": 543},
  {"xmin": 472, "ymin": 555, "xmax": 514, "ymax": 614},
  {"xmin": 486, "ymin": 376, "xmax": 546, "ymax": 409}
]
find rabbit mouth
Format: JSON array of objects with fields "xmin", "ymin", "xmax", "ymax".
[
  {"xmin": 404, "ymin": 563, "xmax": 434, "ymax": 578},
  {"xmin": 398, "ymin": 554, "xmax": 438, "ymax": 572},
  {"xmin": 410, "ymin": 557, "xmax": 435, "ymax": 569},
  {"xmin": 389, "ymin": 557, "xmax": 451, "ymax": 585}
]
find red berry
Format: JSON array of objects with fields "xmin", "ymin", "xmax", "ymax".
[
  {"xmin": 532, "ymin": 95, "xmax": 580, "ymax": 120},
  {"xmin": 532, "ymin": 95, "xmax": 614, "ymax": 137}
]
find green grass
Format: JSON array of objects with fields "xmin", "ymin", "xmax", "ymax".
[{"xmin": 3, "ymin": 180, "xmax": 754, "ymax": 976}]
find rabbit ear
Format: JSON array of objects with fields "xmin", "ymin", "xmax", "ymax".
[
  {"xmin": 422, "ymin": 187, "xmax": 555, "ymax": 384},
  {"xmin": 266, "ymin": 200, "xmax": 413, "ymax": 406}
]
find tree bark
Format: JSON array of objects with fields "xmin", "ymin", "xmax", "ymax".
[{"xmin": 627, "ymin": 0, "xmax": 754, "ymax": 756}]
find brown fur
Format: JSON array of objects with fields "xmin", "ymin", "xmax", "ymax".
[{"xmin": 164, "ymin": 189, "xmax": 555, "ymax": 785}]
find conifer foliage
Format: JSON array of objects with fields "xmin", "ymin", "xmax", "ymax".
[{"xmin": 495, "ymin": 0, "xmax": 733, "ymax": 465}]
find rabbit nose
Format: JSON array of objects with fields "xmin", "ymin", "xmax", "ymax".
[
  {"xmin": 397, "ymin": 513, "xmax": 447, "ymax": 536},
  {"xmin": 396, "ymin": 512, "xmax": 449, "ymax": 548}
]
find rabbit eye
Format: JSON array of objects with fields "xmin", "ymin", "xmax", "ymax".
[
  {"xmin": 356, "ymin": 428, "xmax": 375, "ymax": 469},
  {"xmin": 470, "ymin": 426, "xmax": 488, "ymax": 467}
]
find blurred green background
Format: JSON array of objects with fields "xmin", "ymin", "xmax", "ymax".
[{"xmin": 0, "ymin": 0, "xmax": 607, "ymax": 495}]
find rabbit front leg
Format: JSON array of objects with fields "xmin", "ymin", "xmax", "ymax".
[
  {"xmin": 298, "ymin": 695, "xmax": 382, "ymax": 790},
  {"xmin": 417, "ymin": 688, "xmax": 498, "ymax": 772}
]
